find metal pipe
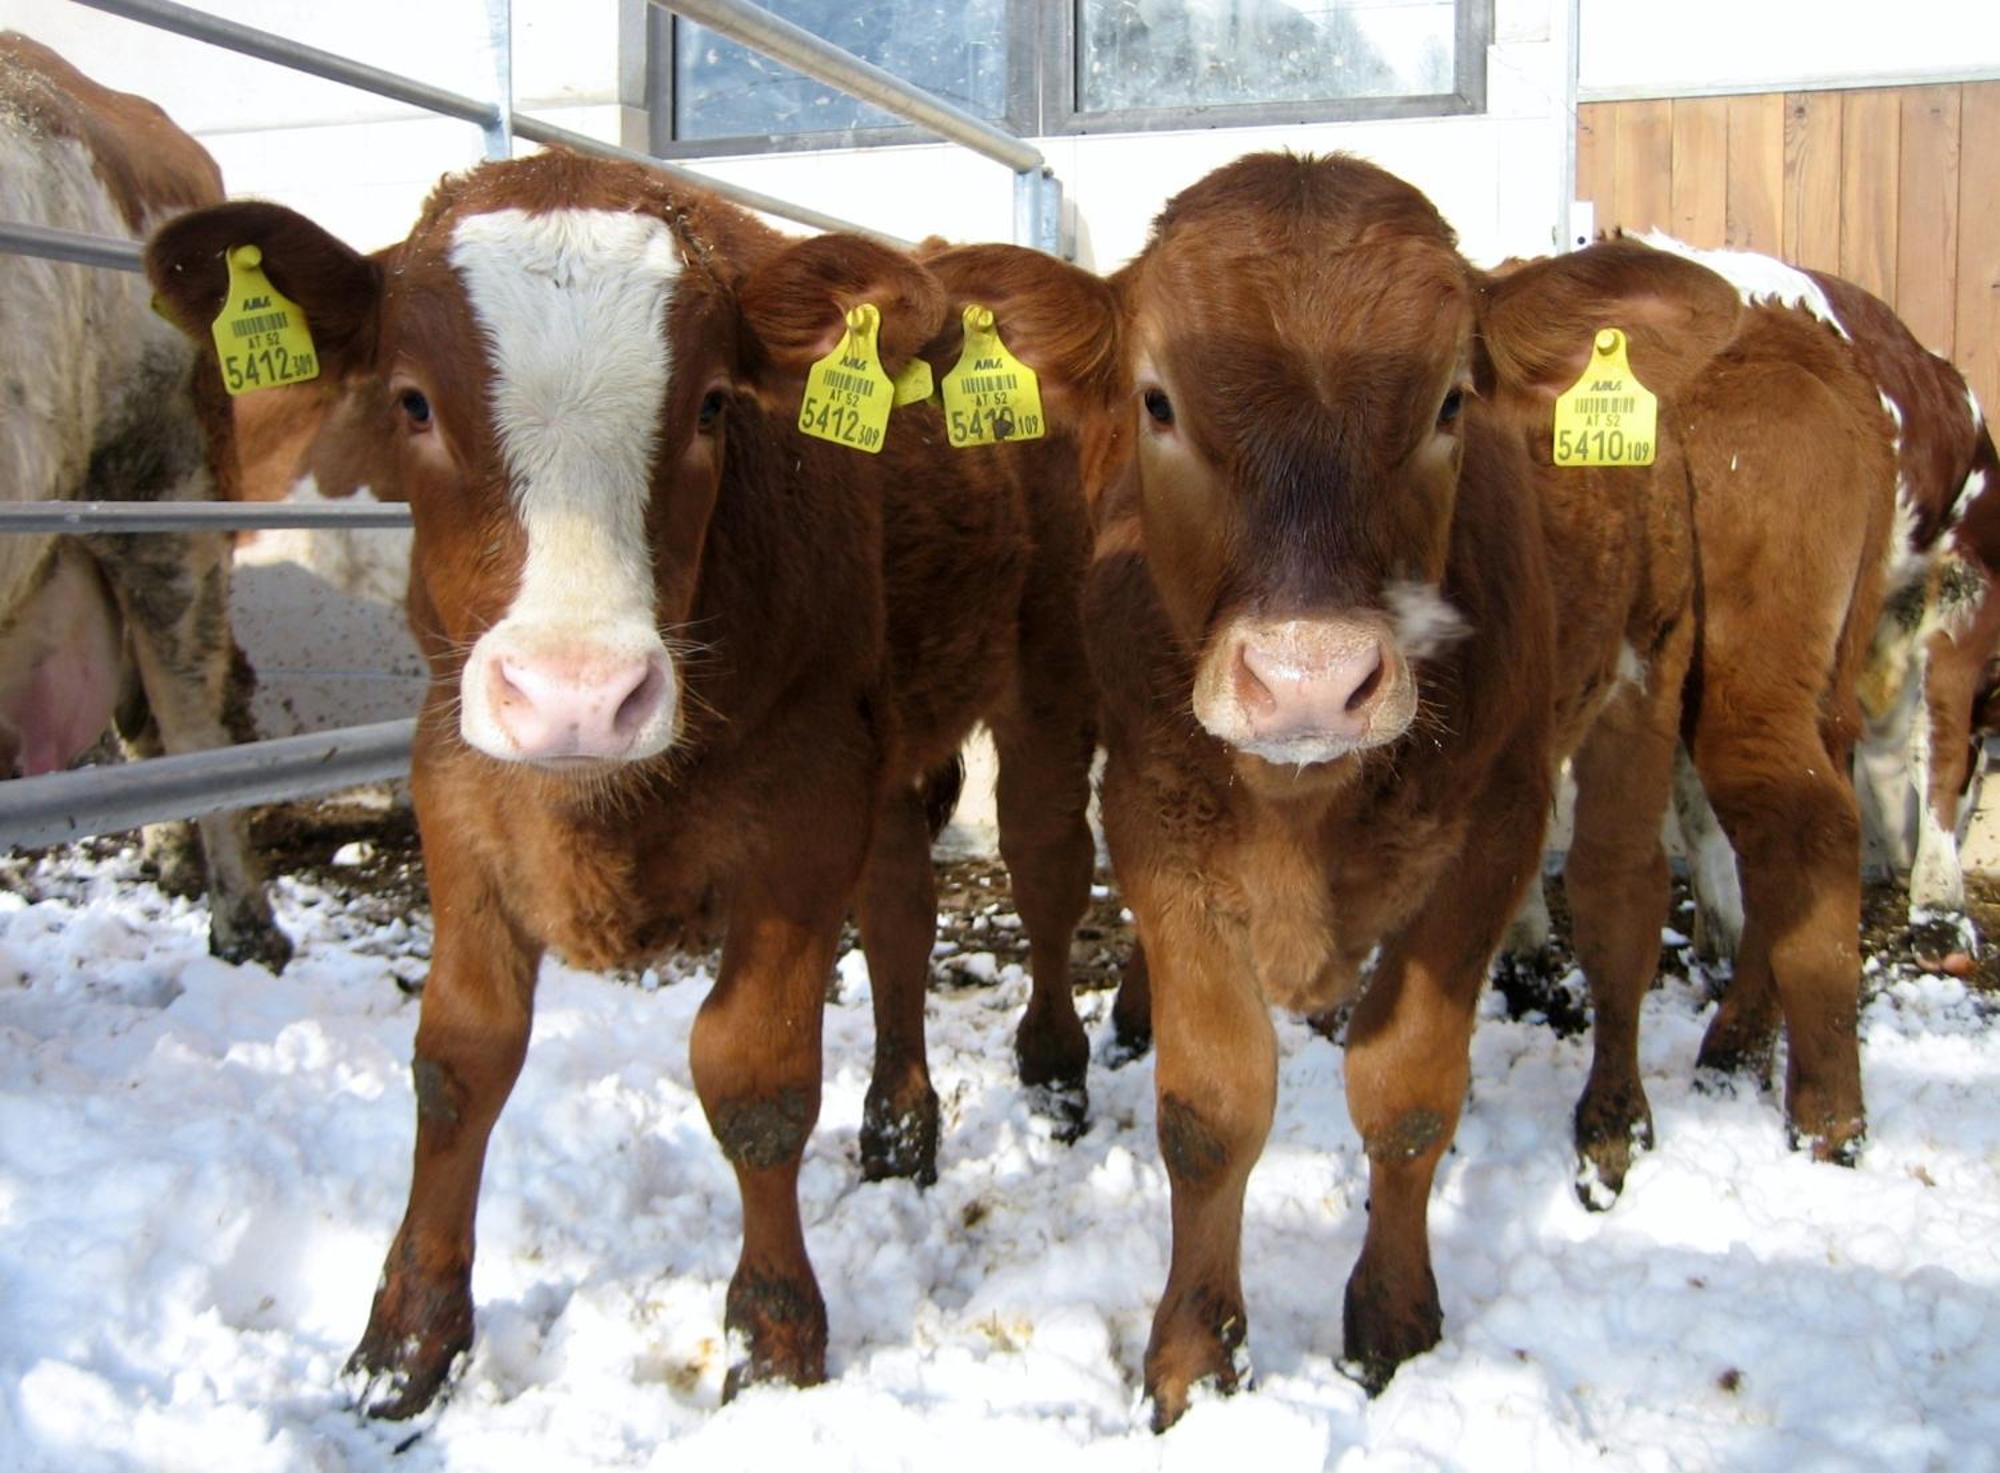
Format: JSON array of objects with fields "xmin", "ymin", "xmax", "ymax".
[
  {"xmin": 69, "ymin": 0, "xmax": 506, "ymax": 131},
  {"xmin": 0, "ymin": 502, "xmax": 413, "ymax": 534},
  {"xmin": 654, "ymin": 0, "xmax": 1043, "ymax": 173},
  {"xmin": 508, "ymin": 114, "xmax": 910, "ymax": 242},
  {"xmin": 0, "ymin": 719, "xmax": 416, "ymax": 848},
  {"xmin": 0, "ymin": 220, "xmax": 144, "ymax": 272}
]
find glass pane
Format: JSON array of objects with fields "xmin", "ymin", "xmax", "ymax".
[
  {"xmin": 1079, "ymin": 0, "xmax": 1457, "ymax": 114},
  {"xmin": 676, "ymin": 1, "xmax": 1011, "ymax": 141}
]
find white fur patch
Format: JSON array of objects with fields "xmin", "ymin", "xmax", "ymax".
[
  {"xmin": 1616, "ymin": 640, "xmax": 1646, "ymax": 690},
  {"xmin": 1954, "ymin": 468, "xmax": 1989, "ymax": 532},
  {"xmin": 450, "ymin": 208, "xmax": 681, "ymax": 638},
  {"xmin": 1384, "ymin": 579, "xmax": 1469, "ymax": 658},
  {"xmin": 1636, "ymin": 232, "xmax": 1851, "ymax": 339},
  {"xmin": 1969, "ymin": 383, "xmax": 1986, "ymax": 432},
  {"xmin": 448, "ymin": 208, "xmax": 685, "ymax": 760},
  {"xmin": 1885, "ymin": 476, "xmax": 1928, "ymax": 592}
]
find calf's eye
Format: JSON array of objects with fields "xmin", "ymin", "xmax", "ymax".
[
  {"xmin": 1143, "ymin": 387, "xmax": 1175, "ymax": 427},
  {"xmin": 399, "ymin": 388, "xmax": 432, "ymax": 429},
  {"xmin": 699, "ymin": 388, "xmax": 727, "ymax": 430},
  {"xmin": 1437, "ymin": 388, "xmax": 1464, "ymax": 427}
]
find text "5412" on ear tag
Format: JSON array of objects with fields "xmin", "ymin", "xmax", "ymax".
[
  {"xmin": 942, "ymin": 305, "xmax": 1044, "ymax": 448},
  {"xmin": 800, "ymin": 302, "xmax": 893, "ymax": 454},
  {"xmin": 1553, "ymin": 327, "xmax": 1656, "ymax": 467},
  {"xmin": 211, "ymin": 244, "xmax": 319, "ymax": 396}
]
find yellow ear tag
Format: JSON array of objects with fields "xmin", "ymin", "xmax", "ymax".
[
  {"xmin": 799, "ymin": 302, "xmax": 892, "ymax": 454},
  {"xmin": 210, "ymin": 244, "xmax": 319, "ymax": 396},
  {"xmin": 891, "ymin": 355, "xmax": 934, "ymax": 407},
  {"xmin": 1552, "ymin": 327, "xmax": 1656, "ymax": 467},
  {"xmin": 942, "ymin": 305, "xmax": 1044, "ymax": 448}
]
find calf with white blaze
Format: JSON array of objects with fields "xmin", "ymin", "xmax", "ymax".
[
  {"xmin": 0, "ymin": 33, "xmax": 288, "ymax": 970},
  {"xmin": 148, "ymin": 151, "xmax": 1103, "ymax": 1418},
  {"xmin": 994, "ymin": 154, "xmax": 1888, "ymax": 1427}
]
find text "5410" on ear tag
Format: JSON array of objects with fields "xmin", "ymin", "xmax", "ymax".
[
  {"xmin": 211, "ymin": 244, "xmax": 319, "ymax": 396},
  {"xmin": 800, "ymin": 302, "xmax": 893, "ymax": 454},
  {"xmin": 942, "ymin": 305, "xmax": 1044, "ymax": 448},
  {"xmin": 1553, "ymin": 327, "xmax": 1656, "ymax": 467}
]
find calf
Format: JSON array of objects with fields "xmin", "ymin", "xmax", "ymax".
[
  {"xmin": 1635, "ymin": 240, "xmax": 2000, "ymax": 948},
  {"xmin": 148, "ymin": 151, "xmax": 1101, "ymax": 1417},
  {"xmin": 994, "ymin": 153, "xmax": 1887, "ymax": 1425},
  {"xmin": 0, "ymin": 33, "xmax": 288, "ymax": 970}
]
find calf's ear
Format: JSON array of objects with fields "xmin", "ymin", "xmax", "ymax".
[
  {"xmin": 147, "ymin": 201, "xmax": 382, "ymax": 377},
  {"xmin": 917, "ymin": 243, "xmax": 1126, "ymax": 422},
  {"xmin": 1474, "ymin": 239, "xmax": 1744, "ymax": 405},
  {"xmin": 736, "ymin": 233, "xmax": 946, "ymax": 400}
]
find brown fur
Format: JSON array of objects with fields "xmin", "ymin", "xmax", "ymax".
[
  {"xmin": 148, "ymin": 150, "xmax": 1101, "ymax": 1419},
  {"xmin": 1003, "ymin": 152, "xmax": 1886, "ymax": 1427}
]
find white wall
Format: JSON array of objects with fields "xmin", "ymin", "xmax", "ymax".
[{"xmin": 1579, "ymin": 0, "xmax": 2000, "ymax": 101}]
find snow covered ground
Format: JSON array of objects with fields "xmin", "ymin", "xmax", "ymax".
[{"xmin": 2, "ymin": 842, "xmax": 1997, "ymax": 1473}]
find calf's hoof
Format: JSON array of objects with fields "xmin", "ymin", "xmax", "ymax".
[
  {"xmin": 1144, "ymin": 1289, "xmax": 1250, "ymax": 1432},
  {"xmin": 1572, "ymin": 1090, "xmax": 1654, "ymax": 1210},
  {"xmin": 345, "ymin": 1271, "xmax": 474, "ymax": 1421},
  {"xmin": 859, "ymin": 1078, "xmax": 940, "ymax": 1185},
  {"xmin": 1341, "ymin": 1261, "xmax": 1440, "ymax": 1396},
  {"xmin": 1787, "ymin": 1104, "xmax": 1865, "ymax": 1167},
  {"xmin": 1694, "ymin": 1004, "xmax": 1777, "ymax": 1090},
  {"xmin": 722, "ymin": 1269, "xmax": 827, "ymax": 1400},
  {"xmin": 210, "ymin": 903, "xmax": 294, "ymax": 974},
  {"xmin": 1025, "ymin": 1078, "xmax": 1088, "ymax": 1143}
]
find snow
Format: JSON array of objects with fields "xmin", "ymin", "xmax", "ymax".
[{"xmin": 4, "ymin": 846, "xmax": 2000, "ymax": 1472}]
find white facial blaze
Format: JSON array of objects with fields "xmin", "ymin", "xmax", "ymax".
[
  {"xmin": 449, "ymin": 208, "xmax": 685, "ymax": 761},
  {"xmin": 452, "ymin": 208, "xmax": 681, "ymax": 635}
]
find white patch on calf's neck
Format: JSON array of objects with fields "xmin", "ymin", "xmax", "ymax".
[
  {"xmin": 1635, "ymin": 232, "xmax": 1851, "ymax": 339},
  {"xmin": 1384, "ymin": 580, "xmax": 1469, "ymax": 659},
  {"xmin": 449, "ymin": 208, "xmax": 681, "ymax": 639}
]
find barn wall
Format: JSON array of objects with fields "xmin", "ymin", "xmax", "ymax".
[{"xmin": 1576, "ymin": 82, "xmax": 2000, "ymax": 423}]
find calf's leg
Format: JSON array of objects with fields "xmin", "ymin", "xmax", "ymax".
[
  {"xmin": 1342, "ymin": 782, "xmax": 1547, "ymax": 1393},
  {"xmin": 857, "ymin": 786, "xmax": 942, "ymax": 1183},
  {"xmin": 1137, "ymin": 902, "xmax": 1275, "ymax": 1430},
  {"xmin": 695, "ymin": 885, "xmax": 844, "ymax": 1396},
  {"xmin": 348, "ymin": 838, "xmax": 540, "ymax": 1419},
  {"xmin": 1568, "ymin": 647, "xmax": 1686, "ymax": 1207},
  {"xmin": 990, "ymin": 705, "xmax": 1095, "ymax": 1136}
]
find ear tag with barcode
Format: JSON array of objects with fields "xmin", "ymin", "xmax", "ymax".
[
  {"xmin": 799, "ymin": 302, "xmax": 892, "ymax": 453},
  {"xmin": 1552, "ymin": 327, "xmax": 1656, "ymax": 467},
  {"xmin": 942, "ymin": 305, "xmax": 1044, "ymax": 448},
  {"xmin": 210, "ymin": 244, "xmax": 320, "ymax": 396}
]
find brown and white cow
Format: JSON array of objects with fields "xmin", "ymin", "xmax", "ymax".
[
  {"xmin": 148, "ymin": 150, "xmax": 1104, "ymax": 1417},
  {"xmin": 0, "ymin": 33, "xmax": 289, "ymax": 970},
  {"xmin": 1631, "ymin": 238, "xmax": 2000, "ymax": 952},
  {"xmin": 984, "ymin": 152, "xmax": 1887, "ymax": 1426}
]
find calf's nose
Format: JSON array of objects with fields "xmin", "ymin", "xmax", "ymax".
[
  {"xmin": 485, "ymin": 648, "xmax": 672, "ymax": 761},
  {"xmin": 1235, "ymin": 632, "xmax": 1387, "ymax": 743}
]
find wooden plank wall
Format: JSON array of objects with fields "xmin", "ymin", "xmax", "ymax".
[{"xmin": 1577, "ymin": 82, "xmax": 2000, "ymax": 421}]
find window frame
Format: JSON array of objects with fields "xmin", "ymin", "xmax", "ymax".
[{"xmin": 648, "ymin": 0, "xmax": 1492, "ymax": 158}]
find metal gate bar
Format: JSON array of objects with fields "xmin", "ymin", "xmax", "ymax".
[
  {"xmin": 0, "ymin": 720, "xmax": 417, "ymax": 848},
  {"xmin": 0, "ymin": 502, "xmax": 412, "ymax": 533},
  {"xmin": 67, "ymin": 0, "xmax": 893, "ymax": 238}
]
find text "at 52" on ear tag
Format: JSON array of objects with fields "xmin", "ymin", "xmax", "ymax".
[
  {"xmin": 800, "ymin": 302, "xmax": 893, "ymax": 453},
  {"xmin": 1553, "ymin": 327, "xmax": 1656, "ymax": 467},
  {"xmin": 210, "ymin": 245, "xmax": 320, "ymax": 396},
  {"xmin": 942, "ymin": 305, "xmax": 1044, "ymax": 448}
]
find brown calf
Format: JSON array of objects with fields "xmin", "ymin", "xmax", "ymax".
[
  {"xmin": 149, "ymin": 152, "xmax": 1100, "ymax": 1417},
  {"xmin": 992, "ymin": 153, "xmax": 1887, "ymax": 1426},
  {"xmin": 0, "ymin": 33, "xmax": 288, "ymax": 969}
]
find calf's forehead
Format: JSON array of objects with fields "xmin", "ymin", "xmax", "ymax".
[{"xmin": 1133, "ymin": 232, "xmax": 1469, "ymax": 369}]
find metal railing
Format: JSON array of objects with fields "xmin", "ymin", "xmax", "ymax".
[
  {"xmin": 1, "ymin": 0, "xmax": 1067, "ymax": 845},
  {"xmin": 655, "ymin": 0, "xmax": 1066, "ymax": 254}
]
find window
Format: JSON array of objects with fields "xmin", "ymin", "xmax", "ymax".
[{"xmin": 649, "ymin": 0, "xmax": 1490, "ymax": 156}]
